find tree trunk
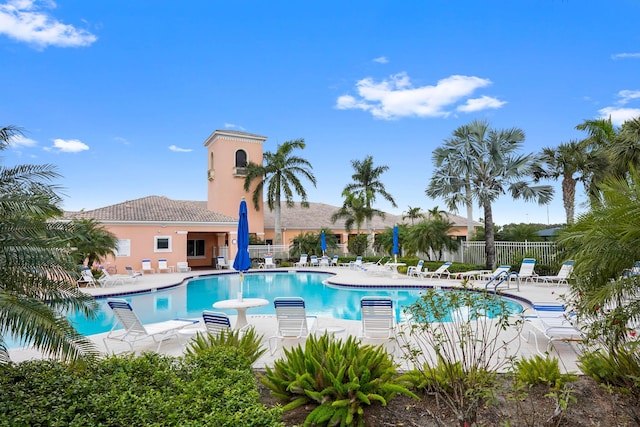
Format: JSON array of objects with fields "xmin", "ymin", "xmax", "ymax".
[
  {"xmin": 365, "ymin": 218, "xmax": 373, "ymax": 256},
  {"xmin": 465, "ymin": 181, "xmax": 474, "ymax": 239},
  {"xmin": 274, "ymin": 193, "xmax": 282, "ymax": 246},
  {"xmin": 483, "ymin": 201, "xmax": 495, "ymax": 270},
  {"xmin": 562, "ymin": 174, "xmax": 576, "ymax": 225}
]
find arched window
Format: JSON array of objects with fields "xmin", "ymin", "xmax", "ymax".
[
  {"xmin": 208, "ymin": 152, "xmax": 215, "ymax": 180},
  {"xmin": 235, "ymin": 150, "xmax": 247, "ymax": 167},
  {"xmin": 234, "ymin": 149, "xmax": 248, "ymax": 176}
]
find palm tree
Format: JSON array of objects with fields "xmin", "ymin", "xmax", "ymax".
[
  {"xmin": 69, "ymin": 218, "xmax": 119, "ymax": 267},
  {"xmin": 426, "ymin": 120, "xmax": 553, "ymax": 269},
  {"xmin": 575, "ymin": 117, "xmax": 618, "ymax": 202},
  {"xmin": 402, "ymin": 206, "xmax": 424, "ymax": 225},
  {"xmin": 407, "ymin": 217, "xmax": 459, "ymax": 261},
  {"xmin": 243, "ymin": 138, "xmax": 316, "ymax": 246},
  {"xmin": 0, "ymin": 126, "xmax": 98, "ymax": 364},
  {"xmin": 331, "ymin": 190, "xmax": 368, "ymax": 234},
  {"xmin": 426, "ymin": 206, "xmax": 447, "ymax": 220},
  {"xmin": 342, "ymin": 156, "xmax": 397, "ymax": 254},
  {"xmin": 537, "ymin": 140, "xmax": 587, "ymax": 225}
]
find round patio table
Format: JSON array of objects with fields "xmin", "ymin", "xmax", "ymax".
[{"xmin": 212, "ymin": 298, "xmax": 269, "ymax": 329}]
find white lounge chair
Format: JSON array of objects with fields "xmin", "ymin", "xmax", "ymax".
[
  {"xmin": 98, "ymin": 266, "xmax": 124, "ymax": 287},
  {"xmin": 319, "ymin": 255, "xmax": 330, "ymax": 267},
  {"xmin": 104, "ymin": 298, "xmax": 199, "ymax": 352},
  {"xmin": 125, "ymin": 266, "xmax": 142, "ymax": 279},
  {"xmin": 510, "ymin": 258, "xmax": 537, "ymax": 284},
  {"xmin": 536, "ymin": 260, "xmax": 574, "ymax": 286},
  {"xmin": 330, "ymin": 255, "xmax": 339, "ymax": 266},
  {"xmin": 294, "ymin": 254, "xmax": 308, "ymax": 267},
  {"xmin": 309, "ymin": 255, "xmax": 320, "ymax": 267},
  {"xmin": 176, "ymin": 261, "xmax": 191, "ymax": 272},
  {"xmin": 141, "ymin": 259, "xmax": 155, "ymax": 274},
  {"xmin": 260, "ymin": 254, "xmax": 276, "ymax": 269},
  {"xmin": 157, "ymin": 258, "xmax": 170, "ymax": 273},
  {"xmin": 216, "ymin": 256, "xmax": 228, "ymax": 269},
  {"xmin": 521, "ymin": 302, "xmax": 583, "ymax": 355},
  {"xmin": 477, "ymin": 265, "xmax": 511, "ymax": 282},
  {"xmin": 360, "ymin": 296, "xmax": 395, "ymax": 339},
  {"xmin": 420, "ymin": 261, "xmax": 453, "ymax": 279},
  {"xmin": 269, "ymin": 297, "xmax": 316, "ymax": 354},
  {"xmin": 202, "ymin": 310, "xmax": 232, "ymax": 336},
  {"xmin": 407, "ymin": 260, "xmax": 425, "ymax": 277},
  {"xmin": 78, "ymin": 268, "xmax": 98, "ymax": 287}
]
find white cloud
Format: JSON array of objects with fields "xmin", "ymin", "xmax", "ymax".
[
  {"xmin": 617, "ymin": 90, "xmax": 640, "ymax": 105},
  {"xmin": 49, "ymin": 138, "xmax": 89, "ymax": 153},
  {"xmin": 113, "ymin": 136, "xmax": 130, "ymax": 145},
  {"xmin": 611, "ymin": 52, "xmax": 640, "ymax": 60},
  {"xmin": 9, "ymin": 134, "xmax": 37, "ymax": 148},
  {"xmin": 0, "ymin": 0, "xmax": 97, "ymax": 49},
  {"xmin": 336, "ymin": 72, "xmax": 502, "ymax": 119},
  {"xmin": 598, "ymin": 107, "xmax": 640, "ymax": 126},
  {"xmin": 373, "ymin": 56, "xmax": 388, "ymax": 64},
  {"xmin": 224, "ymin": 123, "xmax": 245, "ymax": 131},
  {"xmin": 168, "ymin": 145, "xmax": 192, "ymax": 153},
  {"xmin": 456, "ymin": 95, "xmax": 507, "ymax": 113}
]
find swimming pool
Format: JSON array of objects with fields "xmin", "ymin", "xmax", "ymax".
[{"xmin": 63, "ymin": 271, "xmax": 523, "ymax": 337}]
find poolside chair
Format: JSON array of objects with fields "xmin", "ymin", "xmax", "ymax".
[
  {"xmin": 477, "ymin": 265, "xmax": 511, "ymax": 282},
  {"xmin": 98, "ymin": 266, "xmax": 124, "ymax": 287},
  {"xmin": 319, "ymin": 255, "xmax": 330, "ymax": 267},
  {"xmin": 406, "ymin": 260, "xmax": 425, "ymax": 277},
  {"xmin": 141, "ymin": 259, "xmax": 155, "ymax": 274},
  {"xmin": 216, "ymin": 256, "xmax": 229, "ymax": 269},
  {"xmin": 294, "ymin": 254, "xmax": 308, "ymax": 267},
  {"xmin": 260, "ymin": 254, "xmax": 276, "ymax": 269},
  {"xmin": 125, "ymin": 266, "xmax": 143, "ymax": 279},
  {"xmin": 535, "ymin": 260, "xmax": 574, "ymax": 286},
  {"xmin": 621, "ymin": 261, "xmax": 640, "ymax": 278},
  {"xmin": 202, "ymin": 310, "xmax": 232, "ymax": 336},
  {"xmin": 176, "ymin": 261, "xmax": 191, "ymax": 272},
  {"xmin": 78, "ymin": 268, "xmax": 98, "ymax": 287},
  {"xmin": 350, "ymin": 256, "xmax": 364, "ymax": 270},
  {"xmin": 360, "ymin": 297, "xmax": 395, "ymax": 339},
  {"xmin": 269, "ymin": 297, "xmax": 317, "ymax": 354},
  {"xmin": 104, "ymin": 298, "xmax": 199, "ymax": 353},
  {"xmin": 330, "ymin": 255, "xmax": 339, "ymax": 266},
  {"xmin": 420, "ymin": 261, "xmax": 453, "ymax": 279},
  {"xmin": 510, "ymin": 258, "xmax": 537, "ymax": 284},
  {"xmin": 157, "ymin": 258, "xmax": 170, "ymax": 273},
  {"xmin": 309, "ymin": 255, "xmax": 320, "ymax": 267},
  {"xmin": 521, "ymin": 302, "xmax": 583, "ymax": 355}
]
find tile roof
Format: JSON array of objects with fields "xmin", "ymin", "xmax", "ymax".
[{"xmin": 63, "ymin": 195, "xmax": 237, "ymax": 223}]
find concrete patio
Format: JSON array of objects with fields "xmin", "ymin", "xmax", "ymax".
[{"xmin": 9, "ymin": 266, "xmax": 581, "ymax": 373}]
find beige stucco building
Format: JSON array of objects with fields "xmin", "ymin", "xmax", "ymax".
[{"xmin": 64, "ymin": 130, "xmax": 478, "ymax": 273}]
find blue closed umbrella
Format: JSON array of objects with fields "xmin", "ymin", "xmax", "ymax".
[
  {"xmin": 392, "ymin": 225, "xmax": 399, "ymax": 263},
  {"xmin": 320, "ymin": 230, "xmax": 327, "ymax": 256},
  {"xmin": 233, "ymin": 198, "xmax": 251, "ymax": 300}
]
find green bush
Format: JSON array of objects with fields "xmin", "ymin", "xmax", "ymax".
[
  {"xmin": 0, "ymin": 350, "xmax": 283, "ymax": 427},
  {"xmin": 515, "ymin": 355, "xmax": 577, "ymax": 389},
  {"xmin": 184, "ymin": 326, "xmax": 267, "ymax": 364},
  {"xmin": 260, "ymin": 333, "xmax": 417, "ymax": 426},
  {"xmin": 578, "ymin": 345, "xmax": 640, "ymax": 389}
]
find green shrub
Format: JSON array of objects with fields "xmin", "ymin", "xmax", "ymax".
[
  {"xmin": 515, "ymin": 355, "xmax": 577, "ymax": 389},
  {"xmin": 0, "ymin": 350, "xmax": 283, "ymax": 427},
  {"xmin": 578, "ymin": 345, "xmax": 640, "ymax": 389},
  {"xmin": 184, "ymin": 326, "xmax": 266, "ymax": 364},
  {"xmin": 260, "ymin": 333, "xmax": 417, "ymax": 427}
]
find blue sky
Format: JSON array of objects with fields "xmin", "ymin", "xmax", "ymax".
[{"xmin": 1, "ymin": 0, "xmax": 639, "ymax": 226}]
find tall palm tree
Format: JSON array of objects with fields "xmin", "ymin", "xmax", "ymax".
[
  {"xmin": 575, "ymin": 117, "xmax": 618, "ymax": 202},
  {"xmin": 610, "ymin": 116, "xmax": 640, "ymax": 176},
  {"xmin": 0, "ymin": 126, "xmax": 98, "ymax": 364},
  {"xmin": 342, "ymin": 156, "xmax": 397, "ymax": 254},
  {"xmin": 426, "ymin": 120, "xmax": 553, "ymax": 269},
  {"xmin": 243, "ymin": 138, "xmax": 316, "ymax": 246},
  {"xmin": 426, "ymin": 124, "xmax": 483, "ymax": 239},
  {"xmin": 538, "ymin": 140, "xmax": 587, "ymax": 225},
  {"xmin": 406, "ymin": 217, "xmax": 459, "ymax": 261},
  {"xmin": 402, "ymin": 206, "xmax": 424, "ymax": 225},
  {"xmin": 331, "ymin": 190, "xmax": 368, "ymax": 234}
]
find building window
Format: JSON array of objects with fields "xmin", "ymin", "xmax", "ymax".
[
  {"xmin": 187, "ymin": 239, "xmax": 206, "ymax": 258},
  {"xmin": 115, "ymin": 239, "xmax": 131, "ymax": 257},
  {"xmin": 154, "ymin": 236, "xmax": 172, "ymax": 253},
  {"xmin": 234, "ymin": 149, "xmax": 248, "ymax": 176}
]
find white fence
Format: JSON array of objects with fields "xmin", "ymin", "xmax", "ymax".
[{"xmin": 447, "ymin": 241, "xmax": 559, "ymax": 266}]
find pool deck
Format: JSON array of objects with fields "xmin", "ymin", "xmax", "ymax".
[{"xmin": 9, "ymin": 266, "xmax": 581, "ymax": 373}]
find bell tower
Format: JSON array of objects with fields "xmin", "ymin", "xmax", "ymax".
[{"xmin": 203, "ymin": 130, "xmax": 266, "ymax": 237}]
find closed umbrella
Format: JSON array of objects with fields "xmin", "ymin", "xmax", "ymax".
[
  {"xmin": 320, "ymin": 230, "xmax": 327, "ymax": 256},
  {"xmin": 392, "ymin": 225, "xmax": 399, "ymax": 264},
  {"xmin": 233, "ymin": 198, "xmax": 251, "ymax": 301}
]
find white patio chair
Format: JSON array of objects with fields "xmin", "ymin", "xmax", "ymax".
[
  {"xmin": 141, "ymin": 259, "xmax": 155, "ymax": 274},
  {"xmin": 269, "ymin": 297, "xmax": 316, "ymax": 354}
]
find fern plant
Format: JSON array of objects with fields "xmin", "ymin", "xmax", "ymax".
[
  {"xmin": 515, "ymin": 355, "xmax": 578, "ymax": 389},
  {"xmin": 260, "ymin": 333, "xmax": 417, "ymax": 426},
  {"xmin": 184, "ymin": 327, "xmax": 266, "ymax": 364}
]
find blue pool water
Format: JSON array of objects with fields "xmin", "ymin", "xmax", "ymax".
[{"xmin": 59, "ymin": 271, "xmax": 523, "ymax": 338}]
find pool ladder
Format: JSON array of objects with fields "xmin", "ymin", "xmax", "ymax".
[{"xmin": 484, "ymin": 271, "xmax": 519, "ymax": 292}]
